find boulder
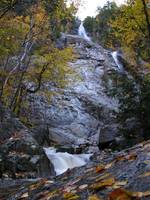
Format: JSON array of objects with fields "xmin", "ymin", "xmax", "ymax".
[
  {"xmin": 0, "ymin": 103, "xmax": 55, "ymax": 178},
  {"xmin": 98, "ymin": 124, "xmax": 120, "ymax": 150}
]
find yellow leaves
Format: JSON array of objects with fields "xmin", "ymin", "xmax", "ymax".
[
  {"xmin": 88, "ymin": 194, "xmax": 103, "ymax": 200},
  {"xmin": 63, "ymin": 185, "xmax": 77, "ymax": 193},
  {"xmin": 63, "ymin": 192, "xmax": 80, "ymax": 200},
  {"xmin": 111, "ymin": 180, "xmax": 128, "ymax": 189},
  {"xmin": 143, "ymin": 160, "xmax": 150, "ymax": 165},
  {"xmin": 15, "ymin": 15, "xmax": 24, "ymax": 22},
  {"xmin": 44, "ymin": 190, "xmax": 60, "ymax": 199},
  {"xmin": 96, "ymin": 162, "xmax": 114, "ymax": 173},
  {"xmin": 29, "ymin": 179, "xmax": 47, "ymax": 191},
  {"xmin": 90, "ymin": 164, "xmax": 128, "ymax": 192},
  {"xmin": 90, "ymin": 177, "xmax": 115, "ymax": 191},
  {"xmin": 95, "ymin": 173, "xmax": 111, "ymax": 182}
]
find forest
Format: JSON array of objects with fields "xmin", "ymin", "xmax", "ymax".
[
  {"xmin": 0, "ymin": 0, "xmax": 78, "ymax": 122},
  {"xmin": 84, "ymin": 0, "xmax": 150, "ymax": 140}
]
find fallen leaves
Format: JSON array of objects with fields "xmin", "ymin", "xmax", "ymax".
[
  {"xmin": 78, "ymin": 184, "xmax": 88, "ymax": 190},
  {"xmin": 95, "ymin": 173, "xmax": 111, "ymax": 182},
  {"xmin": 115, "ymin": 153, "xmax": 137, "ymax": 162},
  {"xmin": 63, "ymin": 192, "xmax": 80, "ymax": 200},
  {"xmin": 88, "ymin": 194, "xmax": 103, "ymax": 200},
  {"xmin": 29, "ymin": 179, "xmax": 47, "ymax": 191},
  {"xmin": 108, "ymin": 188, "xmax": 131, "ymax": 200},
  {"xmin": 44, "ymin": 190, "xmax": 60, "ymax": 199},
  {"xmin": 108, "ymin": 188, "xmax": 150, "ymax": 199},
  {"xmin": 20, "ymin": 192, "xmax": 29, "ymax": 199},
  {"xmin": 95, "ymin": 162, "xmax": 114, "ymax": 173},
  {"xmin": 35, "ymin": 190, "xmax": 60, "ymax": 200},
  {"xmin": 95, "ymin": 165, "xmax": 105, "ymax": 173},
  {"xmin": 90, "ymin": 177, "xmax": 115, "ymax": 191},
  {"xmin": 132, "ymin": 190, "xmax": 150, "ymax": 198},
  {"xmin": 111, "ymin": 180, "xmax": 128, "ymax": 189},
  {"xmin": 143, "ymin": 160, "xmax": 150, "ymax": 165}
]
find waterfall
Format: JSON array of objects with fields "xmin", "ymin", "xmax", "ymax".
[
  {"xmin": 44, "ymin": 147, "xmax": 92, "ymax": 175},
  {"xmin": 111, "ymin": 51, "xmax": 124, "ymax": 72},
  {"xmin": 78, "ymin": 22, "xmax": 91, "ymax": 42}
]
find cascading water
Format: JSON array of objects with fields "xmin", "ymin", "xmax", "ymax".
[
  {"xmin": 44, "ymin": 147, "xmax": 92, "ymax": 175},
  {"xmin": 111, "ymin": 51, "xmax": 124, "ymax": 72},
  {"xmin": 78, "ymin": 22, "xmax": 91, "ymax": 42}
]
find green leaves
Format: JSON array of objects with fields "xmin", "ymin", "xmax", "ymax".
[{"xmin": 0, "ymin": 0, "xmax": 76, "ymax": 121}]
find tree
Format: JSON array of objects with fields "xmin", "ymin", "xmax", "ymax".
[
  {"xmin": 0, "ymin": 0, "xmax": 76, "ymax": 123},
  {"xmin": 110, "ymin": 0, "xmax": 150, "ymax": 62},
  {"xmin": 84, "ymin": 1, "xmax": 119, "ymax": 47}
]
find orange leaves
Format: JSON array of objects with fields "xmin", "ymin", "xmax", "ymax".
[
  {"xmin": 115, "ymin": 153, "xmax": 137, "ymax": 162},
  {"xmin": 90, "ymin": 177, "xmax": 115, "ymax": 191},
  {"xmin": 29, "ymin": 179, "xmax": 48, "ymax": 191},
  {"xmin": 95, "ymin": 165, "xmax": 105, "ymax": 173},
  {"xmin": 125, "ymin": 153, "xmax": 137, "ymax": 161},
  {"xmin": 108, "ymin": 188, "xmax": 131, "ymax": 200},
  {"xmin": 95, "ymin": 162, "xmax": 114, "ymax": 173},
  {"xmin": 108, "ymin": 188, "xmax": 150, "ymax": 199}
]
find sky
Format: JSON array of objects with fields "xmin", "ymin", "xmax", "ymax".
[{"xmin": 76, "ymin": 0, "xmax": 125, "ymax": 20}]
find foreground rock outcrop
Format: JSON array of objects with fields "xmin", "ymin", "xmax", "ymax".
[
  {"xmin": 1, "ymin": 140, "xmax": 150, "ymax": 199},
  {"xmin": 0, "ymin": 103, "xmax": 55, "ymax": 178}
]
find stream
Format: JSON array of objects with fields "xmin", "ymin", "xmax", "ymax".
[{"xmin": 44, "ymin": 147, "xmax": 92, "ymax": 175}]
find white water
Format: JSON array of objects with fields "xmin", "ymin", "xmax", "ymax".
[
  {"xmin": 78, "ymin": 23, "xmax": 91, "ymax": 42},
  {"xmin": 44, "ymin": 147, "xmax": 92, "ymax": 175},
  {"xmin": 111, "ymin": 51, "xmax": 124, "ymax": 72}
]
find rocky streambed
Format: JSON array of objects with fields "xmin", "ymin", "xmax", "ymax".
[{"xmin": 1, "ymin": 140, "xmax": 150, "ymax": 199}]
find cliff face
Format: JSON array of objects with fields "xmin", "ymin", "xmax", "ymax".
[{"xmin": 26, "ymin": 34, "xmax": 122, "ymax": 152}]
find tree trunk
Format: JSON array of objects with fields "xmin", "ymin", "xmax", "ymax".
[{"xmin": 141, "ymin": 0, "xmax": 150, "ymax": 41}]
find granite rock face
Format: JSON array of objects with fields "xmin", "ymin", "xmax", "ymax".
[{"xmin": 25, "ymin": 34, "xmax": 122, "ymax": 151}]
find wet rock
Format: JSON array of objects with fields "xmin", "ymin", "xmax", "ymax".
[
  {"xmin": 2, "ymin": 140, "xmax": 150, "ymax": 200},
  {"xmin": 23, "ymin": 34, "xmax": 121, "ymax": 152},
  {"xmin": 61, "ymin": 33, "xmax": 93, "ymax": 47}
]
